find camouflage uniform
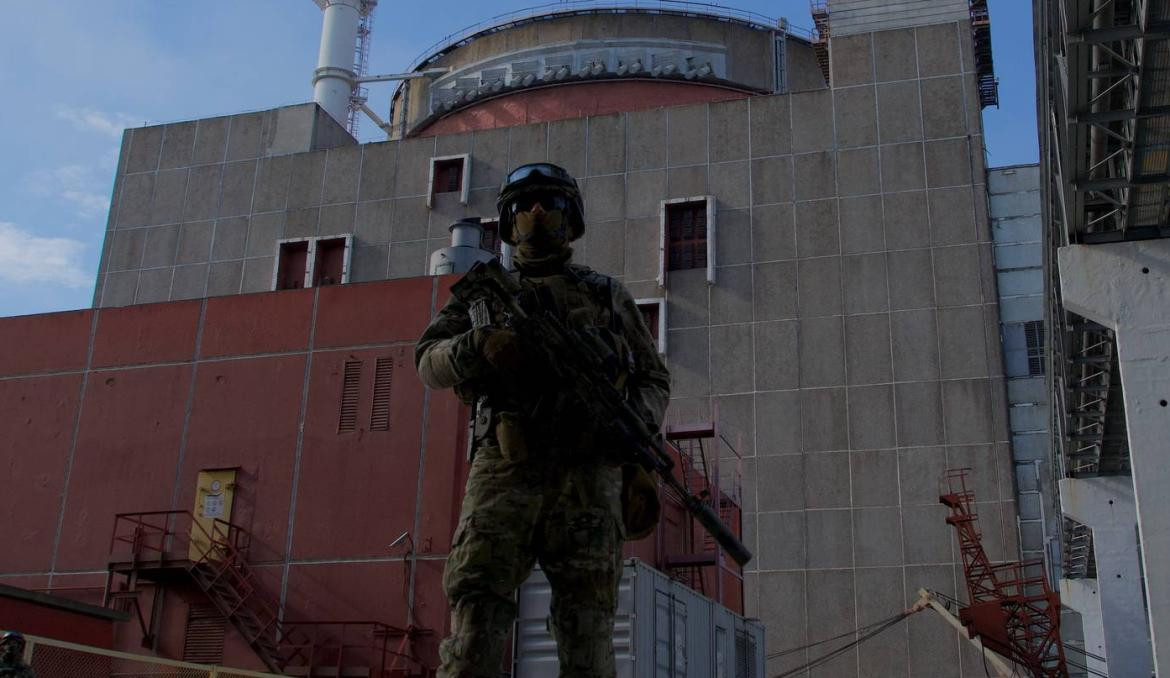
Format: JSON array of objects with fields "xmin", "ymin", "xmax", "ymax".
[
  {"xmin": 416, "ymin": 264, "xmax": 669, "ymax": 678},
  {"xmin": 0, "ymin": 634, "xmax": 34, "ymax": 678}
]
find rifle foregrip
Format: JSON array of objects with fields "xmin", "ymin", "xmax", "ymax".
[{"xmin": 686, "ymin": 496, "xmax": 754, "ymax": 566}]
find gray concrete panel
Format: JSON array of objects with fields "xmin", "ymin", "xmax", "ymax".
[
  {"xmin": 715, "ymin": 392, "xmax": 754, "ymax": 456},
  {"xmin": 901, "ymin": 504, "xmax": 955, "ymax": 563},
  {"xmin": 585, "ymin": 218, "xmax": 624, "ymax": 277},
  {"xmin": 848, "ymin": 383, "xmax": 897, "ymax": 450},
  {"xmin": 319, "ymin": 203, "xmax": 355, "ymax": 236},
  {"xmin": 622, "ymin": 217, "xmax": 659, "ymax": 282},
  {"xmin": 753, "ymin": 260, "xmax": 797, "ymax": 321},
  {"xmin": 797, "ymin": 256, "xmax": 842, "ymax": 316},
  {"xmin": 160, "ymin": 122, "xmax": 197, "ymax": 170},
  {"xmin": 625, "ymin": 170, "xmax": 667, "ymax": 218},
  {"xmin": 941, "ymin": 379, "xmax": 994, "ymax": 444},
  {"xmin": 850, "ymin": 450, "xmax": 899, "ymax": 507},
  {"xmin": 394, "ymin": 137, "xmax": 436, "ymax": 197},
  {"xmin": 667, "ymin": 165, "xmax": 706, "ymax": 198},
  {"xmin": 933, "ymin": 244, "xmax": 982, "ymax": 307},
  {"xmin": 806, "ymin": 509, "xmax": 853, "ymax": 566},
  {"xmin": 284, "ymin": 207, "xmax": 320, "ymax": 239},
  {"xmin": 183, "ymin": 164, "xmax": 222, "ymax": 221},
  {"xmin": 176, "ymin": 221, "xmax": 214, "ymax": 265},
  {"xmin": 906, "ymin": 572, "xmax": 962, "ymax": 676},
  {"xmin": 219, "ymin": 161, "xmax": 256, "ymax": 217},
  {"xmin": 799, "ymin": 316, "xmax": 846, "ymax": 387},
  {"xmin": 921, "ymin": 77, "xmax": 967, "ymax": 139},
  {"xmin": 547, "ymin": 118, "xmax": 586, "ymax": 178},
  {"xmin": 945, "ymin": 445, "xmax": 999, "ymax": 502},
  {"xmin": 583, "ymin": 174, "xmax": 625, "ymax": 222},
  {"xmin": 754, "ymin": 320, "xmax": 799, "ymax": 391},
  {"xmin": 350, "ymin": 244, "xmax": 389, "ymax": 282},
  {"xmin": 843, "ymin": 253, "xmax": 889, "ymax": 314},
  {"xmin": 830, "ymin": 33, "xmax": 874, "ymax": 87},
  {"xmin": 207, "ymin": 260, "xmax": 243, "ymax": 297},
  {"xmin": 834, "ymin": 86, "xmax": 878, "ymax": 149},
  {"xmin": 322, "ymin": 145, "xmax": 362, "ymax": 204},
  {"xmin": 791, "ymin": 90, "xmax": 834, "ymax": 154},
  {"xmin": 109, "ymin": 228, "xmax": 146, "ymax": 271},
  {"xmin": 710, "ymin": 161, "xmax": 750, "ymax": 210},
  {"xmin": 287, "ymin": 151, "xmax": 327, "ymax": 208},
  {"xmin": 508, "ymin": 123, "xmax": 547, "ymax": 168},
  {"xmin": 857, "ymin": 569, "xmax": 909, "ymax": 676},
  {"xmin": 666, "ymin": 268, "xmax": 708, "ymax": 328},
  {"xmin": 894, "ymin": 381, "xmax": 944, "ymax": 446},
  {"xmin": 924, "ymin": 137, "xmax": 972, "ymax": 188},
  {"xmin": 150, "ymin": 169, "xmax": 188, "ymax": 226},
  {"xmin": 757, "ymin": 454, "xmax": 803, "ymax": 512},
  {"xmin": 193, "ymin": 116, "xmax": 230, "ymax": 165},
  {"xmin": 879, "ymin": 142, "xmax": 926, "ymax": 192},
  {"xmin": 666, "ymin": 327, "xmax": 709, "ymax": 397},
  {"xmin": 171, "ymin": 263, "xmax": 209, "ymax": 300},
  {"xmin": 793, "ymin": 152, "xmax": 836, "ymax": 201},
  {"xmin": 837, "ymin": 147, "xmax": 880, "ymax": 197},
  {"xmin": 916, "ymin": 23, "xmax": 962, "ymax": 77},
  {"xmin": 873, "ymin": 28, "xmax": 918, "ymax": 82},
  {"xmin": 749, "ymin": 95, "xmax": 791, "ymax": 157},
  {"xmin": 387, "ymin": 240, "xmax": 427, "ymax": 279},
  {"xmin": 845, "ymin": 313, "xmax": 892, "ymax": 384},
  {"xmin": 246, "ymin": 212, "xmax": 284, "ymax": 258},
  {"xmin": 751, "ymin": 156, "xmax": 793, "ymax": 205},
  {"xmin": 471, "ymin": 127, "xmax": 509, "ymax": 190},
  {"xmin": 898, "ymin": 447, "xmax": 948, "ymax": 505},
  {"xmin": 226, "ymin": 112, "xmax": 264, "ymax": 161},
  {"xmin": 757, "ymin": 512, "xmax": 805, "ymax": 570},
  {"xmin": 117, "ymin": 172, "xmax": 154, "ymax": 229},
  {"xmin": 801, "ymin": 387, "xmax": 848, "ymax": 451},
  {"xmin": 709, "ymin": 99, "xmax": 748, "ymax": 163},
  {"xmin": 435, "ymin": 132, "xmax": 472, "ymax": 158},
  {"xmin": 891, "ymin": 309, "xmax": 941, "ymax": 382},
  {"xmin": 752, "ymin": 202, "xmax": 795, "ymax": 262},
  {"xmin": 241, "ymin": 257, "xmax": 275, "ymax": 293},
  {"xmin": 667, "ymin": 104, "xmax": 708, "ymax": 166},
  {"xmin": 211, "ymin": 216, "xmax": 248, "ymax": 261},
  {"xmin": 938, "ymin": 306, "xmax": 989, "ymax": 378},
  {"xmin": 627, "ymin": 108, "xmax": 668, "ymax": 170},
  {"xmin": 756, "ymin": 390, "xmax": 802, "ymax": 454},
  {"xmin": 878, "ymin": 81, "xmax": 924, "ymax": 144},
  {"xmin": 715, "ymin": 208, "xmax": 751, "ymax": 266},
  {"xmin": 101, "ymin": 270, "xmax": 138, "ymax": 307},
  {"xmin": 391, "ymin": 197, "xmax": 429, "ymax": 243},
  {"xmin": 135, "ymin": 268, "xmax": 173, "ymax": 304},
  {"xmin": 887, "ymin": 248, "xmax": 935, "ymax": 309},
  {"xmin": 127, "ymin": 125, "xmax": 163, "ymax": 174},
  {"xmin": 806, "ymin": 569, "xmax": 858, "ymax": 673},
  {"xmin": 927, "ymin": 186, "xmax": 976, "ymax": 245},
  {"xmin": 839, "ymin": 195, "xmax": 884, "ymax": 254},
  {"xmin": 355, "ymin": 200, "xmax": 392, "ymax": 244},
  {"xmin": 854, "ymin": 507, "xmax": 904, "ymax": 566},
  {"xmin": 253, "ymin": 155, "xmax": 292, "ymax": 213},
  {"xmin": 586, "ymin": 114, "xmax": 625, "ymax": 176},
  {"xmin": 882, "ymin": 190, "xmax": 929, "ymax": 250},
  {"xmin": 141, "ymin": 225, "xmax": 180, "ymax": 269},
  {"xmin": 358, "ymin": 142, "xmax": 397, "ymax": 202}
]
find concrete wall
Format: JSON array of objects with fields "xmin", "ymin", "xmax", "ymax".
[{"xmin": 828, "ymin": 0, "xmax": 971, "ymax": 37}]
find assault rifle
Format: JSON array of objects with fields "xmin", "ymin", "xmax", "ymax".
[{"xmin": 451, "ymin": 258, "xmax": 753, "ymax": 566}]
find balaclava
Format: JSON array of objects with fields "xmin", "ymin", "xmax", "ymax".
[{"xmin": 511, "ymin": 193, "xmax": 573, "ymax": 274}]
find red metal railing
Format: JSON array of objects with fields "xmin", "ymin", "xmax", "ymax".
[{"xmin": 279, "ymin": 621, "xmax": 426, "ymax": 677}]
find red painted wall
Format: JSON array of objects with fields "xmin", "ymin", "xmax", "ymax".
[
  {"xmin": 0, "ymin": 275, "xmax": 740, "ymax": 672},
  {"xmin": 0, "ymin": 593, "xmax": 116, "ymax": 648},
  {"xmin": 418, "ymin": 80, "xmax": 753, "ymax": 136}
]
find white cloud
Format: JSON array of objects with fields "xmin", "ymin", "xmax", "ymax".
[
  {"xmin": 24, "ymin": 164, "xmax": 111, "ymax": 218},
  {"xmin": 54, "ymin": 106, "xmax": 139, "ymax": 139},
  {"xmin": 0, "ymin": 221, "xmax": 91, "ymax": 288}
]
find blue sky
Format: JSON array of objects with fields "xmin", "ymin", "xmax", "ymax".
[{"xmin": 0, "ymin": 0, "xmax": 1037, "ymax": 318}]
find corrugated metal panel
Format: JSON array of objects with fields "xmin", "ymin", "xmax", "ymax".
[{"xmin": 827, "ymin": 0, "xmax": 969, "ymax": 36}]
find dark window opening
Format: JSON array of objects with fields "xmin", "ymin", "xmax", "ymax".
[
  {"xmin": 276, "ymin": 241, "xmax": 309, "ymax": 290},
  {"xmin": 637, "ymin": 302, "xmax": 661, "ymax": 342},
  {"xmin": 481, "ymin": 220, "xmax": 503, "ymax": 258},
  {"xmin": 1025, "ymin": 320, "xmax": 1046, "ymax": 376},
  {"xmin": 314, "ymin": 237, "xmax": 347, "ymax": 286},
  {"xmin": 370, "ymin": 357, "xmax": 394, "ymax": 431},
  {"xmin": 666, "ymin": 201, "xmax": 708, "ymax": 271},
  {"xmin": 338, "ymin": 360, "xmax": 362, "ymax": 433},
  {"xmin": 433, "ymin": 158, "xmax": 464, "ymax": 196}
]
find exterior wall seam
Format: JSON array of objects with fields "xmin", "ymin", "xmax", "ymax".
[{"xmin": 167, "ymin": 298, "xmax": 209, "ymax": 518}]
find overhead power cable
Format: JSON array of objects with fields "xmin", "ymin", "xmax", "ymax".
[{"xmin": 771, "ymin": 611, "xmax": 916, "ymax": 677}]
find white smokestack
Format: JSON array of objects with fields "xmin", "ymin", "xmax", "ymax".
[{"xmin": 312, "ymin": 0, "xmax": 369, "ymax": 127}]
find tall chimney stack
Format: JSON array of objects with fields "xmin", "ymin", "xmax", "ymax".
[{"xmin": 312, "ymin": 0, "xmax": 373, "ymax": 127}]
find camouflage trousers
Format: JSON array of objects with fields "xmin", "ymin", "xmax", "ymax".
[{"xmin": 438, "ymin": 441, "xmax": 624, "ymax": 678}]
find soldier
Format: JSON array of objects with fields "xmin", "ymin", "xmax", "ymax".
[
  {"xmin": 415, "ymin": 162, "xmax": 670, "ymax": 678},
  {"xmin": 0, "ymin": 631, "xmax": 34, "ymax": 678}
]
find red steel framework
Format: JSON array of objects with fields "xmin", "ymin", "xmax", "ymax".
[{"xmin": 939, "ymin": 469, "xmax": 1069, "ymax": 677}]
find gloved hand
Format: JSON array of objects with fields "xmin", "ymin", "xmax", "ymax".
[{"xmin": 474, "ymin": 328, "xmax": 522, "ymax": 375}]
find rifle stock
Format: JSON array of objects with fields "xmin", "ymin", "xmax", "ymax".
[{"xmin": 452, "ymin": 259, "xmax": 754, "ymax": 567}]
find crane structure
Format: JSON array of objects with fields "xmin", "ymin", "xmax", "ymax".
[{"xmin": 939, "ymin": 469, "xmax": 1070, "ymax": 677}]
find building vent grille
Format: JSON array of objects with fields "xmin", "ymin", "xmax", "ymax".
[
  {"xmin": 1025, "ymin": 320, "xmax": 1046, "ymax": 376},
  {"xmin": 182, "ymin": 603, "xmax": 225, "ymax": 664},
  {"xmin": 339, "ymin": 360, "xmax": 362, "ymax": 432},
  {"xmin": 371, "ymin": 357, "xmax": 394, "ymax": 431}
]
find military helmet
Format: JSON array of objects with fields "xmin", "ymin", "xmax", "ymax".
[
  {"xmin": 1, "ymin": 631, "xmax": 24, "ymax": 647},
  {"xmin": 496, "ymin": 163, "xmax": 585, "ymax": 245}
]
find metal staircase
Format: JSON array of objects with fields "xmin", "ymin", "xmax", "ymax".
[{"xmin": 810, "ymin": 1, "xmax": 831, "ymax": 84}]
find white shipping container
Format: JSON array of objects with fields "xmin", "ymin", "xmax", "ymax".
[{"xmin": 513, "ymin": 558, "xmax": 765, "ymax": 678}]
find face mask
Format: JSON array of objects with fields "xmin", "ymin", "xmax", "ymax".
[{"xmin": 513, "ymin": 209, "xmax": 569, "ymax": 255}]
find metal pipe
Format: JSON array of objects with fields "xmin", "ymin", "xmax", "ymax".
[
  {"xmin": 358, "ymin": 68, "xmax": 449, "ymax": 83},
  {"xmin": 313, "ymin": 0, "xmax": 365, "ymax": 126}
]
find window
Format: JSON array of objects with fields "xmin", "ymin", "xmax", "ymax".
[
  {"xmin": 273, "ymin": 236, "xmax": 352, "ymax": 291},
  {"xmin": 427, "ymin": 154, "xmax": 471, "ymax": 207},
  {"xmin": 659, "ymin": 196, "xmax": 716, "ymax": 285},
  {"xmin": 1024, "ymin": 320, "xmax": 1046, "ymax": 376},
  {"xmin": 636, "ymin": 298, "xmax": 667, "ymax": 354}
]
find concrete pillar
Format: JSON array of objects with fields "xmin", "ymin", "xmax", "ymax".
[
  {"xmin": 1059, "ymin": 579, "xmax": 1107, "ymax": 677},
  {"xmin": 1058, "ymin": 240, "xmax": 1170, "ymax": 675},
  {"xmin": 1058, "ymin": 476, "xmax": 1152, "ymax": 676}
]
